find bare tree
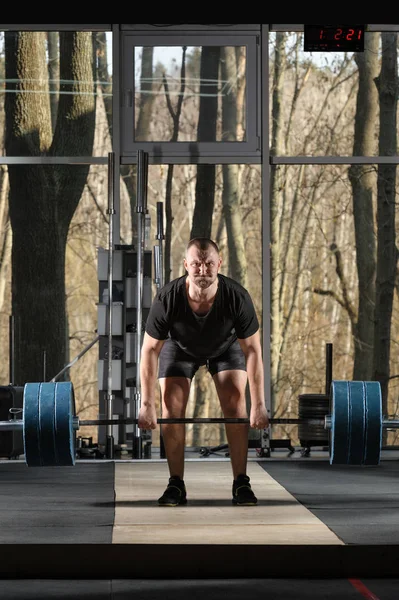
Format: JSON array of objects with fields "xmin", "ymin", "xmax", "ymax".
[
  {"xmin": 348, "ymin": 33, "xmax": 379, "ymax": 381},
  {"xmin": 189, "ymin": 47, "xmax": 220, "ymax": 444},
  {"xmin": 163, "ymin": 46, "xmax": 187, "ymax": 283},
  {"xmin": 221, "ymin": 46, "xmax": 247, "ymax": 287},
  {"xmin": 373, "ymin": 33, "xmax": 398, "ymax": 415},
  {"xmin": 47, "ymin": 32, "xmax": 59, "ymax": 134},
  {"xmin": 4, "ymin": 31, "xmax": 96, "ymax": 384},
  {"xmin": 270, "ymin": 32, "xmax": 286, "ymax": 411}
]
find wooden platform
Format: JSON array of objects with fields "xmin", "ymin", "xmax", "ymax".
[{"xmin": 113, "ymin": 461, "xmax": 343, "ymax": 545}]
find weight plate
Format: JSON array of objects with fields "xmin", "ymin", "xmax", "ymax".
[
  {"xmin": 330, "ymin": 380, "xmax": 350, "ymax": 464},
  {"xmin": 347, "ymin": 381, "xmax": 366, "ymax": 465},
  {"xmin": 23, "ymin": 383, "xmax": 42, "ymax": 467},
  {"xmin": 54, "ymin": 382, "xmax": 76, "ymax": 466},
  {"xmin": 364, "ymin": 381, "xmax": 382, "ymax": 465},
  {"xmin": 37, "ymin": 383, "xmax": 57, "ymax": 466}
]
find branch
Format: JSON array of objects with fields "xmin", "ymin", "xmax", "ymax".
[
  {"xmin": 306, "ymin": 287, "xmax": 347, "ymax": 309},
  {"xmin": 162, "ymin": 72, "xmax": 175, "ymax": 118},
  {"xmin": 330, "ymin": 242, "xmax": 357, "ymax": 324}
]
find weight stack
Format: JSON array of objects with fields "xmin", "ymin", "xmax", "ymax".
[{"xmin": 298, "ymin": 393, "xmax": 329, "ymax": 449}]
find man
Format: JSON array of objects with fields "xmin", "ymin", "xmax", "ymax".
[{"xmin": 138, "ymin": 237, "xmax": 269, "ymax": 506}]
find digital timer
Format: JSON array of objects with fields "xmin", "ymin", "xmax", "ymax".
[{"xmin": 304, "ymin": 24, "xmax": 365, "ymax": 52}]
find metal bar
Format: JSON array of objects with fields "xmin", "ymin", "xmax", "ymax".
[
  {"xmin": 134, "ymin": 150, "xmax": 148, "ymax": 457},
  {"xmin": 271, "ymin": 156, "xmax": 399, "ymax": 165},
  {"xmin": 155, "ymin": 201, "xmax": 164, "ymax": 289},
  {"xmin": 0, "ymin": 157, "xmax": 108, "ymax": 165},
  {"xmin": 383, "ymin": 420, "xmax": 399, "ymax": 428},
  {"xmin": 50, "ymin": 336, "xmax": 99, "ymax": 382},
  {"xmin": 0, "ymin": 421, "xmax": 24, "ymax": 431},
  {"xmin": 78, "ymin": 417, "xmax": 328, "ymax": 427},
  {"xmin": 9, "ymin": 315, "xmax": 15, "ymax": 385},
  {"xmin": 106, "ymin": 152, "xmax": 116, "ymax": 457},
  {"xmin": 325, "ymin": 343, "xmax": 333, "ymax": 395},
  {"xmin": 5, "ymin": 417, "xmax": 399, "ymax": 433},
  {"xmin": 42, "ymin": 350, "xmax": 46, "ymax": 382}
]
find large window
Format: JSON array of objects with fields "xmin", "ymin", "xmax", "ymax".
[{"xmin": 122, "ymin": 162, "xmax": 262, "ymax": 447}]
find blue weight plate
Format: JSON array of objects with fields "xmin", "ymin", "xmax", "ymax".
[
  {"xmin": 364, "ymin": 381, "xmax": 382, "ymax": 466},
  {"xmin": 330, "ymin": 381, "xmax": 350, "ymax": 465},
  {"xmin": 37, "ymin": 383, "xmax": 57, "ymax": 466},
  {"xmin": 347, "ymin": 381, "xmax": 366, "ymax": 465},
  {"xmin": 54, "ymin": 382, "xmax": 76, "ymax": 466},
  {"xmin": 23, "ymin": 383, "xmax": 42, "ymax": 467}
]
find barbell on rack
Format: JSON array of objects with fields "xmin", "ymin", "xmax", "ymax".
[{"xmin": 0, "ymin": 379, "xmax": 393, "ymax": 468}]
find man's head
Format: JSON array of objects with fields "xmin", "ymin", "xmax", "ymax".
[{"xmin": 184, "ymin": 238, "xmax": 222, "ymax": 290}]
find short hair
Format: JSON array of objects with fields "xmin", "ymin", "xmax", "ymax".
[{"xmin": 186, "ymin": 237, "xmax": 219, "ymax": 254}]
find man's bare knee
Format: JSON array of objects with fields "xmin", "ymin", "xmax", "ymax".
[{"xmin": 160, "ymin": 376, "xmax": 191, "ymax": 418}]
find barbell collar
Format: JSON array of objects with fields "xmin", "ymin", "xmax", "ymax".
[{"xmin": 383, "ymin": 419, "xmax": 399, "ymax": 428}]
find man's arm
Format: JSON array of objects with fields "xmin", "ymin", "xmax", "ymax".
[
  {"xmin": 238, "ymin": 331, "xmax": 269, "ymax": 429},
  {"xmin": 138, "ymin": 332, "xmax": 165, "ymax": 429}
]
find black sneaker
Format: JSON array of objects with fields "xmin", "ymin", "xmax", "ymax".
[
  {"xmin": 232, "ymin": 474, "xmax": 258, "ymax": 506},
  {"xmin": 158, "ymin": 476, "xmax": 187, "ymax": 507}
]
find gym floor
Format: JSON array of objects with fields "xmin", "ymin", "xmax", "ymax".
[{"xmin": 1, "ymin": 449, "xmax": 399, "ymax": 598}]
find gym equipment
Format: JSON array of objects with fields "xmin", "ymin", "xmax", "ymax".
[{"xmin": 0, "ymin": 378, "xmax": 391, "ymax": 468}]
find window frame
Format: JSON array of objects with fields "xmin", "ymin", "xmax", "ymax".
[{"xmin": 120, "ymin": 32, "xmax": 261, "ymax": 163}]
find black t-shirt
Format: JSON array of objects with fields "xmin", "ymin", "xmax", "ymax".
[{"xmin": 145, "ymin": 274, "xmax": 259, "ymax": 358}]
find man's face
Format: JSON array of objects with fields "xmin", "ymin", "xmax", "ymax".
[{"xmin": 184, "ymin": 246, "xmax": 222, "ymax": 290}]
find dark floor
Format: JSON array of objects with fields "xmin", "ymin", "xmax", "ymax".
[
  {"xmin": 0, "ymin": 462, "xmax": 114, "ymax": 543},
  {"xmin": 1, "ymin": 457, "xmax": 399, "ymax": 580},
  {"xmin": 261, "ymin": 459, "xmax": 399, "ymax": 544},
  {"xmin": 1, "ymin": 578, "xmax": 399, "ymax": 599}
]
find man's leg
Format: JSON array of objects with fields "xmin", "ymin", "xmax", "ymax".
[
  {"xmin": 212, "ymin": 369, "xmax": 249, "ymax": 479},
  {"xmin": 159, "ymin": 376, "xmax": 191, "ymax": 479}
]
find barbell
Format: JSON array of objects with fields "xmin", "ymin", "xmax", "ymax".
[{"xmin": 0, "ymin": 379, "xmax": 392, "ymax": 468}]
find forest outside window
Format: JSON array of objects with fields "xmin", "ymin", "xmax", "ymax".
[
  {"xmin": 0, "ymin": 30, "xmax": 112, "ymax": 157},
  {"xmin": 268, "ymin": 30, "xmax": 399, "ymax": 157},
  {"xmin": 121, "ymin": 34, "xmax": 260, "ymax": 160}
]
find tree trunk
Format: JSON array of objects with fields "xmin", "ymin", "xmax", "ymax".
[
  {"xmin": 348, "ymin": 33, "xmax": 379, "ymax": 380},
  {"xmin": 136, "ymin": 47, "xmax": 155, "ymax": 140},
  {"xmin": 163, "ymin": 47, "xmax": 187, "ymax": 283},
  {"xmin": 124, "ymin": 46, "xmax": 155, "ymax": 248},
  {"xmin": 5, "ymin": 31, "xmax": 96, "ymax": 384},
  {"xmin": 47, "ymin": 32, "xmax": 59, "ymax": 135},
  {"xmin": 270, "ymin": 33, "xmax": 286, "ymax": 411},
  {"xmin": 221, "ymin": 47, "xmax": 247, "ymax": 288},
  {"xmin": 96, "ymin": 32, "xmax": 113, "ymax": 136},
  {"xmin": 373, "ymin": 33, "xmax": 398, "ymax": 418},
  {"xmin": 190, "ymin": 47, "xmax": 220, "ymax": 444}
]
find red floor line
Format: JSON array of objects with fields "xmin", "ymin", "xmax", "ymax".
[{"xmin": 349, "ymin": 579, "xmax": 380, "ymax": 600}]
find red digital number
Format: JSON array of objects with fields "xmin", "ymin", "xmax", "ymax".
[
  {"xmin": 334, "ymin": 28, "xmax": 343, "ymax": 40},
  {"xmin": 346, "ymin": 29, "xmax": 354, "ymax": 40}
]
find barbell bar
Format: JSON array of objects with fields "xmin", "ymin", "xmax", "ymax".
[{"xmin": 0, "ymin": 379, "xmax": 392, "ymax": 468}]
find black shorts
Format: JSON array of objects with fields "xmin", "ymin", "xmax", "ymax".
[{"xmin": 158, "ymin": 338, "xmax": 246, "ymax": 380}]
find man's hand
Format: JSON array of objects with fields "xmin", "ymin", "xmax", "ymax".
[
  {"xmin": 250, "ymin": 404, "xmax": 269, "ymax": 429},
  {"xmin": 138, "ymin": 405, "xmax": 158, "ymax": 430}
]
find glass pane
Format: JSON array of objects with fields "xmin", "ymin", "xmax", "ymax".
[
  {"xmin": 123, "ymin": 163, "xmax": 262, "ymax": 448},
  {"xmin": 270, "ymin": 163, "xmax": 399, "ymax": 448},
  {"xmin": 134, "ymin": 46, "xmax": 247, "ymax": 142},
  {"xmin": 0, "ymin": 164, "xmax": 132, "ymax": 449},
  {"xmin": 268, "ymin": 31, "xmax": 397, "ymax": 157},
  {"xmin": 0, "ymin": 31, "xmax": 112, "ymax": 157}
]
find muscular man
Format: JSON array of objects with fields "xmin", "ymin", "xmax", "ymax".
[{"xmin": 138, "ymin": 237, "xmax": 269, "ymax": 506}]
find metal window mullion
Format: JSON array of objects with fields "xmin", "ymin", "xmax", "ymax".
[{"xmin": 271, "ymin": 156, "xmax": 399, "ymax": 165}]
